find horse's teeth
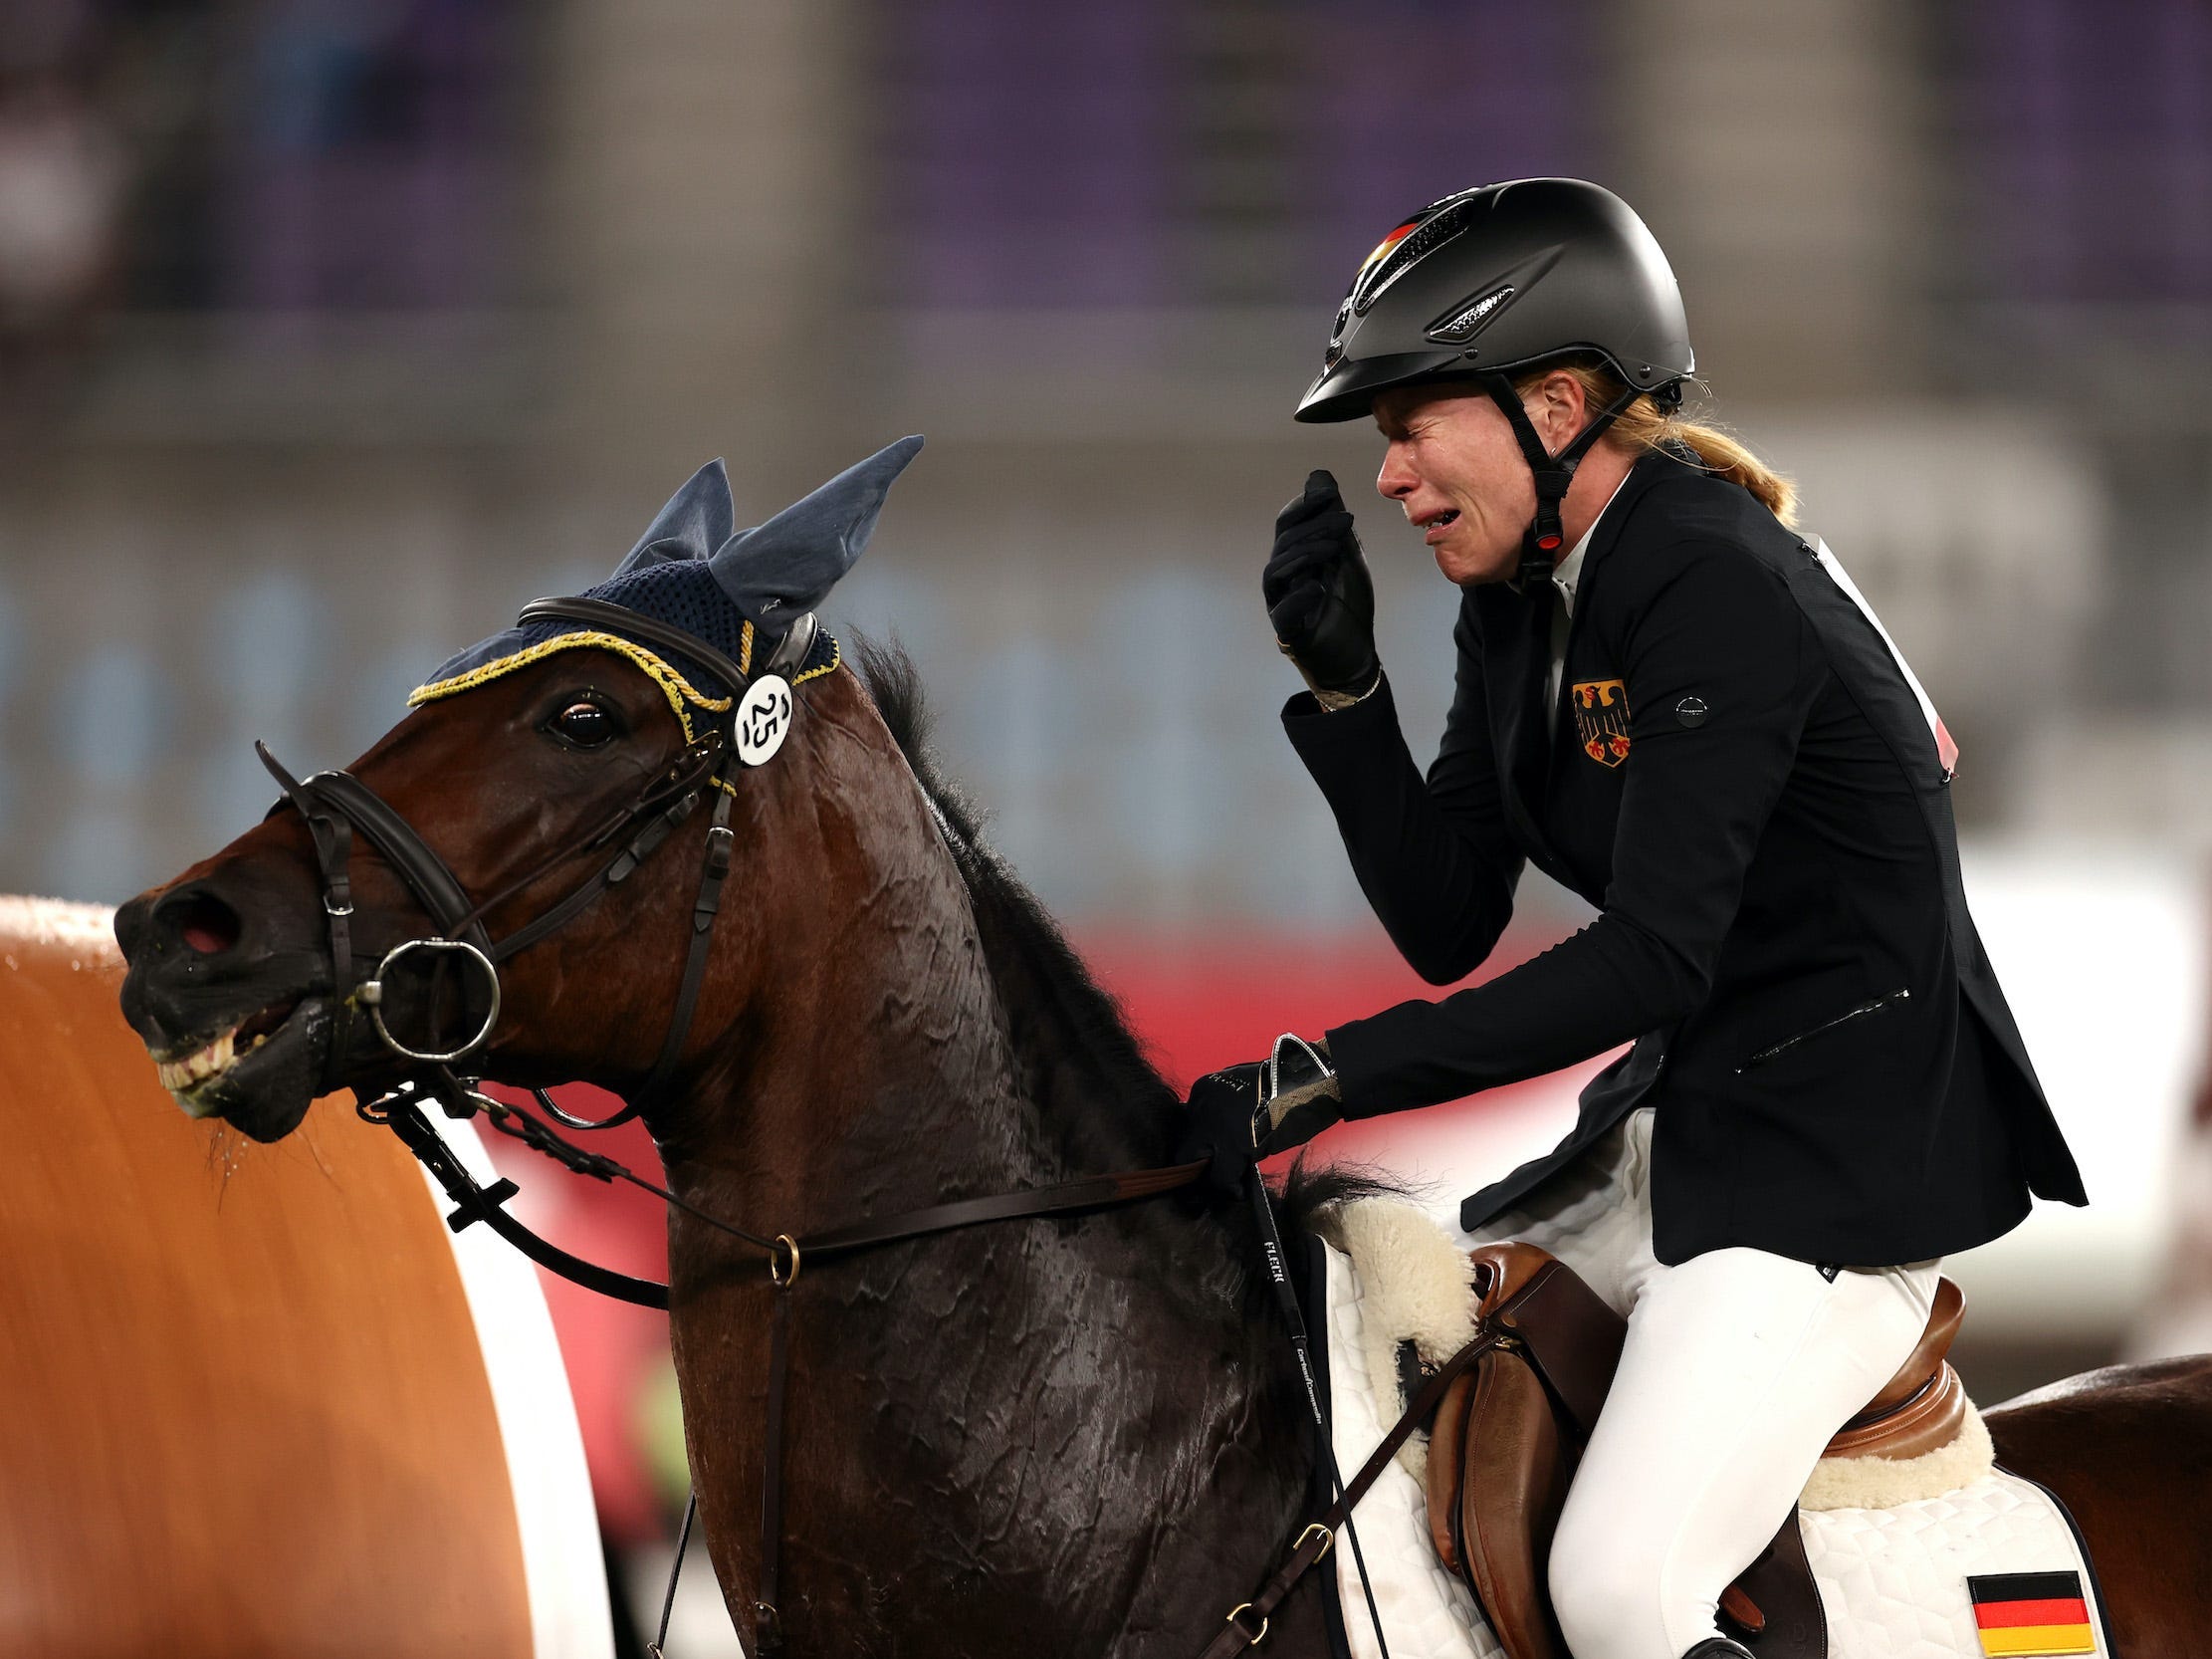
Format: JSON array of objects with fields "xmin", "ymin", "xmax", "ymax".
[{"xmin": 159, "ymin": 1027, "xmax": 241, "ymax": 1092}]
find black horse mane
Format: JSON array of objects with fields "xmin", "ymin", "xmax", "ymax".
[
  {"xmin": 848, "ymin": 634, "xmax": 1410, "ymax": 1236},
  {"xmin": 849, "ymin": 638, "xmax": 1179, "ymax": 1134},
  {"xmin": 1274, "ymin": 1156, "xmax": 1412, "ymax": 1233}
]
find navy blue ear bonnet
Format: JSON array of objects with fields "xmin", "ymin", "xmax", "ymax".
[
  {"xmin": 417, "ymin": 558, "xmax": 837, "ymax": 708},
  {"xmin": 414, "ymin": 436, "xmax": 922, "ymax": 713}
]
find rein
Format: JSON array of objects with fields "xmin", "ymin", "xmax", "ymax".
[
  {"xmin": 270, "ymin": 592, "xmax": 1398, "ymax": 1657},
  {"xmin": 370, "ymin": 1069, "xmax": 1210, "ymax": 1312},
  {"xmin": 371, "ymin": 1075, "xmax": 1213, "ymax": 1657},
  {"xmin": 386, "ymin": 1074, "xmax": 1394, "ymax": 1659}
]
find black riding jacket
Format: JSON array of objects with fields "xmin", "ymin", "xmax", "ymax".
[{"xmin": 1285, "ymin": 450, "xmax": 2087, "ymax": 1267}]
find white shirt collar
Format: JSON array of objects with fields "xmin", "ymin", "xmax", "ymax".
[{"xmin": 1551, "ymin": 472, "xmax": 1631, "ymax": 616}]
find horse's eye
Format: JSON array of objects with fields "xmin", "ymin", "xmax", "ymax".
[{"xmin": 549, "ymin": 700, "xmax": 619, "ymax": 748}]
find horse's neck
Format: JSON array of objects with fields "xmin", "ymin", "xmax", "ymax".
[
  {"xmin": 964, "ymin": 869, "xmax": 1182, "ymax": 1173},
  {"xmin": 667, "ymin": 819, "xmax": 1170, "ymax": 1224},
  {"xmin": 657, "ymin": 820, "xmax": 1315, "ymax": 1652}
]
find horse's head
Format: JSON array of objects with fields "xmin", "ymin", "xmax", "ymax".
[{"xmin": 115, "ymin": 439, "xmax": 923, "ymax": 1142}]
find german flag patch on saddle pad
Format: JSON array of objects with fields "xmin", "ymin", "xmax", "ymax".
[{"xmin": 1967, "ymin": 1572, "xmax": 2095, "ymax": 1656}]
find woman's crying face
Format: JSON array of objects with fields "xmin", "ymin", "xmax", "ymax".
[{"xmin": 1371, "ymin": 380, "xmax": 1570, "ymax": 587}]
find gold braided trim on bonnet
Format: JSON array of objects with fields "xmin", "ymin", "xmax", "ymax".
[{"xmin": 408, "ymin": 628, "xmax": 841, "ymax": 747}]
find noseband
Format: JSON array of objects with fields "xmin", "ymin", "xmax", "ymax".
[{"xmin": 260, "ymin": 595, "xmax": 813, "ymax": 1128}]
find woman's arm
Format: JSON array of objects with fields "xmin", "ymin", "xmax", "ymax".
[
  {"xmin": 1282, "ymin": 593, "xmax": 1524, "ymax": 985},
  {"xmin": 1323, "ymin": 541, "xmax": 1822, "ymax": 1114}
]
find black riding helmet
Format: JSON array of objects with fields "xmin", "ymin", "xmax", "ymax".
[{"xmin": 1295, "ymin": 178, "xmax": 1694, "ymax": 580}]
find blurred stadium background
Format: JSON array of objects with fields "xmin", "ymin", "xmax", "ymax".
[{"xmin": 5, "ymin": 0, "xmax": 2209, "ymax": 1647}]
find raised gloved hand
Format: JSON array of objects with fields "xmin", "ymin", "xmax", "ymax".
[
  {"xmin": 1264, "ymin": 470, "xmax": 1380, "ymax": 703},
  {"xmin": 1174, "ymin": 1034, "xmax": 1345, "ymax": 1194}
]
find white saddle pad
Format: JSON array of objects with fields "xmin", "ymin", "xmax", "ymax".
[{"xmin": 1317, "ymin": 1239, "xmax": 2112, "ymax": 1659}]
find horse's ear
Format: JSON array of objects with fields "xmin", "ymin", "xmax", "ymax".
[
  {"xmin": 706, "ymin": 436, "xmax": 923, "ymax": 625},
  {"xmin": 615, "ymin": 458, "xmax": 738, "ymax": 575}
]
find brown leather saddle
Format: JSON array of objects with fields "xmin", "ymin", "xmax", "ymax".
[{"xmin": 1422, "ymin": 1242, "xmax": 1967, "ymax": 1659}]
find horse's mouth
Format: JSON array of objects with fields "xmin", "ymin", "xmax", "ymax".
[
  {"xmin": 155, "ymin": 996, "xmax": 332, "ymax": 1141},
  {"xmin": 156, "ymin": 997, "xmax": 298, "ymax": 1094}
]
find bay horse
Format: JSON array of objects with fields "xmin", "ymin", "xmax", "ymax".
[{"xmin": 113, "ymin": 449, "xmax": 2212, "ymax": 1655}]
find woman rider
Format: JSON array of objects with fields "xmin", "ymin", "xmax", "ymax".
[{"xmin": 1178, "ymin": 179, "xmax": 2088, "ymax": 1659}]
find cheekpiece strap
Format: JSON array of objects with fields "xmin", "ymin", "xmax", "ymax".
[
  {"xmin": 614, "ymin": 754, "xmax": 742, "ymax": 1125},
  {"xmin": 297, "ymin": 767, "xmax": 493, "ymax": 952},
  {"xmin": 256, "ymin": 740, "xmax": 358, "ymax": 1080},
  {"xmin": 1477, "ymin": 371, "xmax": 1644, "ymax": 592}
]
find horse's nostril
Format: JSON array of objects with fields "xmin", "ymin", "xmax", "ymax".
[{"xmin": 165, "ymin": 891, "xmax": 243, "ymax": 957}]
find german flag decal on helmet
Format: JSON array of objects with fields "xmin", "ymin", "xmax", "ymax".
[
  {"xmin": 1358, "ymin": 219, "xmax": 1422, "ymax": 282},
  {"xmin": 1572, "ymin": 679, "xmax": 1632, "ymax": 768},
  {"xmin": 1350, "ymin": 217, "xmax": 1424, "ymax": 307},
  {"xmin": 1350, "ymin": 190, "xmax": 1484, "ymax": 315},
  {"xmin": 1966, "ymin": 1572, "xmax": 2096, "ymax": 1656}
]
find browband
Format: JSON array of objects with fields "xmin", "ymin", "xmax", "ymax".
[{"xmin": 517, "ymin": 595, "xmax": 818, "ymax": 699}]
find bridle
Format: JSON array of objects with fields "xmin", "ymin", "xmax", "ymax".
[
  {"xmin": 259, "ymin": 594, "xmax": 812, "ymax": 1129},
  {"xmin": 255, "ymin": 592, "xmax": 1421, "ymax": 1659}
]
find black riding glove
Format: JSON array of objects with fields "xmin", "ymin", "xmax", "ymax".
[
  {"xmin": 1264, "ymin": 470, "xmax": 1380, "ymax": 703},
  {"xmin": 1174, "ymin": 1036, "xmax": 1345, "ymax": 1195}
]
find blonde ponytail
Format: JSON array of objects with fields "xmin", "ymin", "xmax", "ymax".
[{"xmin": 1514, "ymin": 358, "xmax": 1798, "ymax": 527}]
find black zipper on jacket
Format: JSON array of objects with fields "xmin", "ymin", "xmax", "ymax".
[{"xmin": 1736, "ymin": 987, "xmax": 1911, "ymax": 1073}]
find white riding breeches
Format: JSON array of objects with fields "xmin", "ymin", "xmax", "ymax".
[{"xmin": 1456, "ymin": 1108, "xmax": 1940, "ymax": 1659}]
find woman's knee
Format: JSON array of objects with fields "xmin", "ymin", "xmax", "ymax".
[{"xmin": 1548, "ymin": 1508, "xmax": 1674, "ymax": 1659}]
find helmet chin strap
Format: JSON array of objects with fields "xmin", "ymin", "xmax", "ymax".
[{"xmin": 1477, "ymin": 372, "xmax": 1646, "ymax": 593}]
